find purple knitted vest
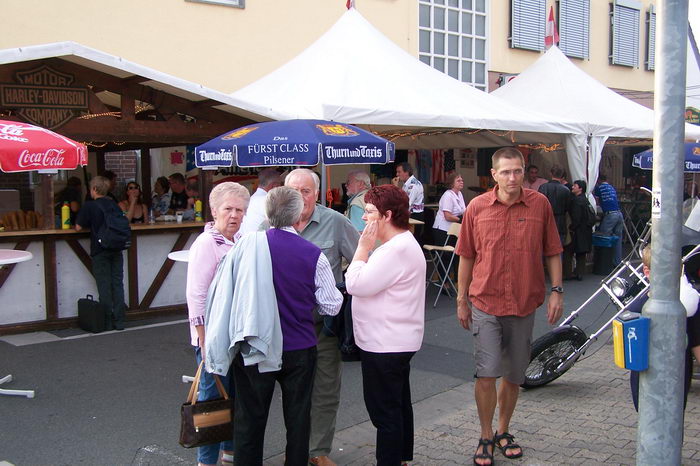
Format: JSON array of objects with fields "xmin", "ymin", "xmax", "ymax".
[{"xmin": 266, "ymin": 229, "xmax": 321, "ymax": 351}]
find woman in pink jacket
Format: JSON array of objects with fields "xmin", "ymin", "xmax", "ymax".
[
  {"xmin": 345, "ymin": 184, "xmax": 426, "ymax": 466},
  {"xmin": 186, "ymin": 182, "xmax": 249, "ymax": 466}
]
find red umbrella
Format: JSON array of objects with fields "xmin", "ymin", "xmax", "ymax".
[{"xmin": 0, "ymin": 120, "xmax": 87, "ymax": 173}]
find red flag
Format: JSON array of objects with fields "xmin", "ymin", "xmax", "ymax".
[
  {"xmin": 346, "ymin": 0, "xmax": 354, "ymax": 9},
  {"xmin": 545, "ymin": 6, "xmax": 559, "ymax": 49}
]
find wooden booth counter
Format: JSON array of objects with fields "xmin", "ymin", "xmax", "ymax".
[{"xmin": 0, "ymin": 222, "xmax": 205, "ymax": 335}]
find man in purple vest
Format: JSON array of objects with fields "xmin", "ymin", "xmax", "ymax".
[{"xmin": 232, "ymin": 186, "xmax": 343, "ymax": 466}]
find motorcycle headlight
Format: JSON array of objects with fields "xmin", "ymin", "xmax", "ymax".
[{"xmin": 611, "ymin": 277, "xmax": 629, "ymax": 298}]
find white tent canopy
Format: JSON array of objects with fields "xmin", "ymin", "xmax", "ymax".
[
  {"xmin": 492, "ymin": 46, "xmax": 700, "ymax": 193},
  {"xmin": 231, "ymin": 8, "xmax": 583, "ymax": 143},
  {"xmin": 0, "ymin": 41, "xmax": 270, "ymax": 122}
]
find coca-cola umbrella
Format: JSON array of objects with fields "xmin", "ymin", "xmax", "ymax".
[{"xmin": 0, "ymin": 120, "xmax": 88, "ymax": 173}]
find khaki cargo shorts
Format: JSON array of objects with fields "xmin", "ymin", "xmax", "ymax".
[{"xmin": 471, "ymin": 305, "xmax": 536, "ymax": 385}]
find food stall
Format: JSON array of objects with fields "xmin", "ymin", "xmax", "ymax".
[{"xmin": 0, "ymin": 43, "xmax": 261, "ymax": 334}]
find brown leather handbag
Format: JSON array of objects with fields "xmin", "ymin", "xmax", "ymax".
[{"xmin": 179, "ymin": 361, "xmax": 233, "ymax": 448}]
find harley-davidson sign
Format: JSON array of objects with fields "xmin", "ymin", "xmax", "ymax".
[{"xmin": 0, "ymin": 65, "xmax": 88, "ymax": 130}]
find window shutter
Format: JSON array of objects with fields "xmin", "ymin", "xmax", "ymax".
[
  {"xmin": 610, "ymin": 0, "xmax": 641, "ymax": 67},
  {"xmin": 559, "ymin": 0, "xmax": 590, "ymax": 59},
  {"xmin": 511, "ymin": 0, "xmax": 546, "ymax": 52},
  {"xmin": 645, "ymin": 6, "xmax": 656, "ymax": 71}
]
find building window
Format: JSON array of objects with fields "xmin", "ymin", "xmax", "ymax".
[
  {"xmin": 645, "ymin": 5, "xmax": 656, "ymax": 71},
  {"xmin": 510, "ymin": 0, "xmax": 545, "ymax": 52},
  {"xmin": 185, "ymin": 0, "xmax": 244, "ymax": 8},
  {"xmin": 610, "ymin": 0, "xmax": 641, "ymax": 67},
  {"xmin": 559, "ymin": 0, "xmax": 590, "ymax": 59},
  {"xmin": 418, "ymin": 0, "xmax": 488, "ymax": 91}
]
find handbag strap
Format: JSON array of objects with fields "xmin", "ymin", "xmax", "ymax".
[{"xmin": 186, "ymin": 361, "xmax": 229, "ymax": 405}]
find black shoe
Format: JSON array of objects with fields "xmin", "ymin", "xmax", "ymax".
[{"xmin": 113, "ymin": 321, "xmax": 125, "ymax": 331}]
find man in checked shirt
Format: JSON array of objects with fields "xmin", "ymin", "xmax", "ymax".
[{"xmin": 455, "ymin": 147, "xmax": 564, "ymax": 466}]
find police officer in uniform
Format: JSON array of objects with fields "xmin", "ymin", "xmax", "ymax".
[{"xmin": 394, "ymin": 162, "xmax": 424, "ymax": 243}]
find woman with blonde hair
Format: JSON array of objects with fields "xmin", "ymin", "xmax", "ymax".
[{"xmin": 186, "ymin": 182, "xmax": 250, "ymax": 466}]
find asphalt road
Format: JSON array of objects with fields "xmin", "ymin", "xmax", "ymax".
[{"xmin": 0, "ymin": 272, "xmax": 617, "ymax": 465}]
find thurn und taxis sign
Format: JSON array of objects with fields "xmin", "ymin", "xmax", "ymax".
[{"xmin": 1, "ymin": 65, "xmax": 88, "ymax": 130}]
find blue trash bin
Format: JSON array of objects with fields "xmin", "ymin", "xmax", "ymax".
[{"xmin": 592, "ymin": 234, "xmax": 619, "ymax": 275}]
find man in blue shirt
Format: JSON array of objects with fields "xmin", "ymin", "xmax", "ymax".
[{"xmin": 593, "ymin": 174, "xmax": 624, "ymax": 264}]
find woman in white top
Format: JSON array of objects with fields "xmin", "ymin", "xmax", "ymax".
[{"xmin": 432, "ymin": 172, "xmax": 465, "ymax": 246}]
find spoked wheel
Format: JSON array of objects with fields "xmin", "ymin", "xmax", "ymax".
[{"xmin": 521, "ymin": 326, "xmax": 588, "ymax": 389}]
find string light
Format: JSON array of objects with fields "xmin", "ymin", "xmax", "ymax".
[
  {"xmin": 376, "ymin": 127, "xmax": 510, "ymax": 140},
  {"xmin": 516, "ymin": 143, "xmax": 563, "ymax": 152},
  {"xmin": 77, "ymin": 104, "xmax": 153, "ymax": 120},
  {"xmin": 81, "ymin": 141, "xmax": 128, "ymax": 148},
  {"xmin": 78, "ymin": 111, "xmax": 121, "ymax": 120}
]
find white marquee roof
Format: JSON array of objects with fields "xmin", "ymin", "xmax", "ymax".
[
  {"xmin": 492, "ymin": 46, "xmax": 700, "ymax": 140},
  {"xmin": 231, "ymin": 9, "xmax": 583, "ymax": 138}
]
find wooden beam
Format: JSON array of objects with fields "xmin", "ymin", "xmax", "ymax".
[
  {"xmin": 59, "ymin": 117, "xmax": 238, "ymax": 144},
  {"xmin": 127, "ymin": 235, "xmax": 139, "ymax": 309},
  {"xmin": 141, "ymin": 148, "xmax": 152, "ymax": 203},
  {"xmin": 138, "ymin": 232, "xmax": 191, "ymax": 311},
  {"xmin": 65, "ymin": 239, "xmax": 92, "ymax": 273},
  {"xmin": 96, "ymin": 151, "xmax": 106, "ymax": 175},
  {"xmin": 43, "ymin": 239, "xmax": 58, "ymax": 321},
  {"xmin": 201, "ymin": 170, "xmax": 214, "ymax": 222},
  {"xmin": 40, "ymin": 174, "xmax": 55, "ymax": 229}
]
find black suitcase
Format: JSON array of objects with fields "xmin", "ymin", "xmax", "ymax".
[{"xmin": 78, "ymin": 294, "xmax": 105, "ymax": 333}]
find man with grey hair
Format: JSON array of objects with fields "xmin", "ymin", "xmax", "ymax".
[
  {"xmin": 214, "ymin": 186, "xmax": 342, "ymax": 466},
  {"xmin": 345, "ymin": 170, "xmax": 371, "ymax": 231},
  {"xmin": 240, "ymin": 167, "xmax": 282, "ymax": 235},
  {"xmin": 284, "ymin": 168, "xmax": 359, "ymax": 466}
]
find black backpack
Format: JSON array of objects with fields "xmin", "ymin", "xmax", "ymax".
[
  {"xmin": 586, "ymin": 202, "xmax": 598, "ymax": 227},
  {"xmin": 95, "ymin": 199, "xmax": 132, "ymax": 250}
]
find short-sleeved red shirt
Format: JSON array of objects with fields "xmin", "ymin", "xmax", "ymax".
[{"xmin": 455, "ymin": 187, "xmax": 562, "ymax": 317}]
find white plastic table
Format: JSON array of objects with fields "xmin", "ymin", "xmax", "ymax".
[
  {"xmin": 167, "ymin": 249, "xmax": 190, "ymax": 263},
  {"xmin": 167, "ymin": 249, "xmax": 195, "ymax": 383},
  {"xmin": 0, "ymin": 249, "xmax": 35, "ymax": 398}
]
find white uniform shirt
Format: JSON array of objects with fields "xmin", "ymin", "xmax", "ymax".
[
  {"xmin": 240, "ymin": 187, "xmax": 268, "ymax": 235},
  {"xmin": 402, "ymin": 175, "xmax": 424, "ymax": 213},
  {"xmin": 433, "ymin": 189, "xmax": 466, "ymax": 231}
]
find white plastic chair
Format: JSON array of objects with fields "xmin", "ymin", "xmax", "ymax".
[{"xmin": 423, "ymin": 222, "xmax": 461, "ymax": 307}]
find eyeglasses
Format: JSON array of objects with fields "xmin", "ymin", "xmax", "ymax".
[{"xmin": 128, "ymin": 186, "xmax": 139, "ymax": 190}]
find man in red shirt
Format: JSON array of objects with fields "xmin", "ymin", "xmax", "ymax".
[{"xmin": 455, "ymin": 147, "xmax": 563, "ymax": 465}]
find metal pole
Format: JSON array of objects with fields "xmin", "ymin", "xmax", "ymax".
[{"xmin": 637, "ymin": 1, "xmax": 688, "ymax": 464}]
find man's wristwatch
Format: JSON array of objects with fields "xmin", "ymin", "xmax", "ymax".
[{"xmin": 550, "ymin": 286, "xmax": 564, "ymax": 294}]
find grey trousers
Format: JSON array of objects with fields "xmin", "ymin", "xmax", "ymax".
[{"xmin": 309, "ymin": 320, "xmax": 342, "ymax": 457}]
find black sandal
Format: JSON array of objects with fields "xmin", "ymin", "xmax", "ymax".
[
  {"xmin": 493, "ymin": 431, "xmax": 523, "ymax": 459},
  {"xmin": 473, "ymin": 437, "xmax": 495, "ymax": 465}
]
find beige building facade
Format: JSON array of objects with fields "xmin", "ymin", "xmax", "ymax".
[{"xmin": 1, "ymin": 0, "xmax": 655, "ymax": 100}]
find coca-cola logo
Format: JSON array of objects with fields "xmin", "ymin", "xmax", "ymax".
[
  {"xmin": 18, "ymin": 148, "xmax": 66, "ymax": 168},
  {"xmin": 0, "ymin": 124, "xmax": 28, "ymax": 142}
]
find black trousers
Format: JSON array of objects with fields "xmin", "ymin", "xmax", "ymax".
[
  {"xmin": 232, "ymin": 347, "xmax": 317, "ymax": 466},
  {"xmin": 360, "ymin": 349, "xmax": 415, "ymax": 466},
  {"xmin": 92, "ymin": 249, "xmax": 126, "ymax": 330}
]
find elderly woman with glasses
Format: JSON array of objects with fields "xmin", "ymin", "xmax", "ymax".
[
  {"xmin": 186, "ymin": 181, "xmax": 249, "ymax": 466},
  {"xmin": 345, "ymin": 184, "xmax": 426, "ymax": 466},
  {"xmin": 118, "ymin": 182, "xmax": 149, "ymax": 224}
]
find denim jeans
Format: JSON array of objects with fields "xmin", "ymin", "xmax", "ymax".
[
  {"xmin": 598, "ymin": 210, "xmax": 624, "ymax": 264},
  {"xmin": 194, "ymin": 347, "xmax": 233, "ymax": 464}
]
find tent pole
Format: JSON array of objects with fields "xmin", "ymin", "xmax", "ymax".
[{"xmin": 320, "ymin": 159, "xmax": 327, "ymax": 206}]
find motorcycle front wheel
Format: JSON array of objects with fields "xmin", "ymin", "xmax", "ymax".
[{"xmin": 521, "ymin": 326, "xmax": 588, "ymax": 389}]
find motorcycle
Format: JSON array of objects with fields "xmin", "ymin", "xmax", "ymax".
[{"xmin": 522, "ymin": 218, "xmax": 700, "ymax": 389}]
